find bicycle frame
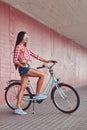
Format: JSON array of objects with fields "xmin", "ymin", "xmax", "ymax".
[
  {"xmin": 27, "ymin": 75, "xmax": 56, "ymax": 96},
  {"xmin": 27, "ymin": 66, "xmax": 66, "ymax": 99},
  {"xmin": 6, "ymin": 61, "xmax": 66, "ymax": 100}
]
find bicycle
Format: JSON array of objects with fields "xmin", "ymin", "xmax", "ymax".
[{"xmin": 5, "ymin": 61, "xmax": 80, "ymax": 114}]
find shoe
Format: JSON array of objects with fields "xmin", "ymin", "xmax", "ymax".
[
  {"xmin": 33, "ymin": 93, "xmax": 47, "ymax": 100},
  {"xmin": 14, "ymin": 108, "xmax": 27, "ymax": 115}
]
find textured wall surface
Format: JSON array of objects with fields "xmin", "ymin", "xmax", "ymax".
[{"xmin": 0, "ymin": 1, "xmax": 87, "ymax": 104}]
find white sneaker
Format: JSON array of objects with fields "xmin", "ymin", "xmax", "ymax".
[
  {"xmin": 14, "ymin": 108, "xmax": 27, "ymax": 115},
  {"xmin": 33, "ymin": 94, "xmax": 47, "ymax": 100}
]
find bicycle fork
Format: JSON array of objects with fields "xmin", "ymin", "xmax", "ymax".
[
  {"xmin": 57, "ymin": 84, "xmax": 67, "ymax": 99},
  {"xmin": 53, "ymin": 77, "xmax": 67, "ymax": 99}
]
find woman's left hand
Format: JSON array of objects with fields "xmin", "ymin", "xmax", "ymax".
[{"xmin": 46, "ymin": 60, "xmax": 53, "ymax": 63}]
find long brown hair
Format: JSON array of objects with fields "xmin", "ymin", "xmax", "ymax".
[{"xmin": 14, "ymin": 31, "xmax": 26, "ymax": 69}]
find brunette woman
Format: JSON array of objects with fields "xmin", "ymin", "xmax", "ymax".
[{"xmin": 14, "ymin": 31, "xmax": 52, "ymax": 115}]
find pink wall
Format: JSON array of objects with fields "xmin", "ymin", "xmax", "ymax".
[{"xmin": 0, "ymin": 1, "xmax": 87, "ymax": 104}]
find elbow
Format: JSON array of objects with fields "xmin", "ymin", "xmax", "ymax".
[{"xmin": 13, "ymin": 60, "xmax": 18, "ymax": 65}]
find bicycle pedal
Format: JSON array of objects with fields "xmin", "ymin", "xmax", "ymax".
[
  {"xmin": 32, "ymin": 94, "xmax": 36, "ymax": 96},
  {"xmin": 36, "ymin": 100, "xmax": 43, "ymax": 103}
]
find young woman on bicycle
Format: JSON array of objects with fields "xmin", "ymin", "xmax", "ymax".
[{"xmin": 13, "ymin": 31, "xmax": 52, "ymax": 115}]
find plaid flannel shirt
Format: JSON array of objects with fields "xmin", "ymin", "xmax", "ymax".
[{"xmin": 14, "ymin": 44, "xmax": 40, "ymax": 64}]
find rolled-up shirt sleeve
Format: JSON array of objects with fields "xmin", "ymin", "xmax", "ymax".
[{"xmin": 13, "ymin": 45, "xmax": 21, "ymax": 64}]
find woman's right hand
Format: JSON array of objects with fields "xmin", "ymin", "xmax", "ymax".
[
  {"xmin": 22, "ymin": 63, "xmax": 28, "ymax": 68},
  {"xmin": 25, "ymin": 64, "xmax": 28, "ymax": 68}
]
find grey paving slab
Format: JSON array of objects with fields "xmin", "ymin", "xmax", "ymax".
[{"xmin": 0, "ymin": 85, "xmax": 87, "ymax": 130}]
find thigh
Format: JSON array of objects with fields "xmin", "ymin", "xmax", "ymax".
[{"xmin": 26, "ymin": 68, "xmax": 44, "ymax": 77}]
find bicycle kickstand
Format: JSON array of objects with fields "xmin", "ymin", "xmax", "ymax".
[{"xmin": 32, "ymin": 101, "xmax": 35, "ymax": 114}]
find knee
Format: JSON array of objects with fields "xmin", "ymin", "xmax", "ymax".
[{"xmin": 40, "ymin": 73, "xmax": 45, "ymax": 80}]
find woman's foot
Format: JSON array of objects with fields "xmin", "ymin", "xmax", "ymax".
[
  {"xmin": 33, "ymin": 93, "xmax": 47, "ymax": 100},
  {"xmin": 14, "ymin": 108, "xmax": 27, "ymax": 115}
]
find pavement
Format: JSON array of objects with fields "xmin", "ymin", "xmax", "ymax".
[{"xmin": 0, "ymin": 85, "xmax": 87, "ymax": 130}]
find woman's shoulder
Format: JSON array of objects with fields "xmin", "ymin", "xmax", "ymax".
[
  {"xmin": 16, "ymin": 44, "xmax": 20, "ymax": 48},
  {"xmin": 16, "ymin": 44, "xmax": 23, "ymax": 49}
]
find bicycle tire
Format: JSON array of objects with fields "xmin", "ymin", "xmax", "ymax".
[
  {"xmin": 51, "ymin": 83, "xmax": 80, "ymax": 113},
  {"xmin": 5, "ymin": 82, "xmax": 32, "ymax": 111}
]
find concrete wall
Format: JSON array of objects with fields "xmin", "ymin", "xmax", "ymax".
[{"xmin": 0, "ymin": 1, "xmax": 87, "ymax": 104}]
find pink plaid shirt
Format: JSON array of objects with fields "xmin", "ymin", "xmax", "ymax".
[{"xmin": 14, "ymin": 44, "xmax": 40, "ymax": 64}]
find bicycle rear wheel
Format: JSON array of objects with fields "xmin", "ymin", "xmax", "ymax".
[
  {"xmin": 51, "ymin": 83, "xmax": 80, "ymax": 113},
  {"xmin": 5, "ymin": 82, "xmax": 31, "ymax": 110}
]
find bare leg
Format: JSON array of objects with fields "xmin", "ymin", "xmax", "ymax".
[
  {"xmin": 16, "ymin": 76, "xmax": 28, "ymax": 108},
  {"xmin": 26, "ymin": 68, "xmax": 45, "ymax": 95}
]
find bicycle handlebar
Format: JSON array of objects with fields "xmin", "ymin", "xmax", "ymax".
[{"xmin": 37, "ymin": 60, "xmax": 58, "ymax": 70}]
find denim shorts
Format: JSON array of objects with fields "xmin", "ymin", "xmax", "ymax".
[{"xmin": 18, "ymin": 62, "xmax": 30, "ymax": 76}]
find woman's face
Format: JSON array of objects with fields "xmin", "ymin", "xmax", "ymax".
[{"xmin": 22, "ymin": 33, "xmax": 29, "ymax": 44}]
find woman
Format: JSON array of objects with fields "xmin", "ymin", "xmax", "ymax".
[{"xmin": 14, "ymin": 31, "xmax": 52, "ymax": 115}]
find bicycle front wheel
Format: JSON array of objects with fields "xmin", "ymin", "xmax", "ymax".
[
  {"xmin": 51, "ymin": 83, "xmax": 80, "ymax": 113},
  {"xmin": 5, "ymin": 82, "xmax": 31, "ymax": 111}
]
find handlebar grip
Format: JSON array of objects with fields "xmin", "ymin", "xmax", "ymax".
[
  {"xmin": 37, "ymin": 65, "xmax": 45, "ymax": 69},
  {"xmin": 37, "ymin": 67, "xmax": 43, "ymax": 69}
]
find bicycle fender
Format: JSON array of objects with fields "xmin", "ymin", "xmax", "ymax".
[{"xmin": 5, "ymin": 82, "xmax": 21, "ymax": 91}]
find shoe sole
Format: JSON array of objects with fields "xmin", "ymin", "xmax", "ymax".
[
  {"xmin": 14, "ymin": 111, "xmax": 27, "ymax": 115},
  {"xmin": 14, "ymin": 112, "xmax": 27, "ymax": 115}
]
